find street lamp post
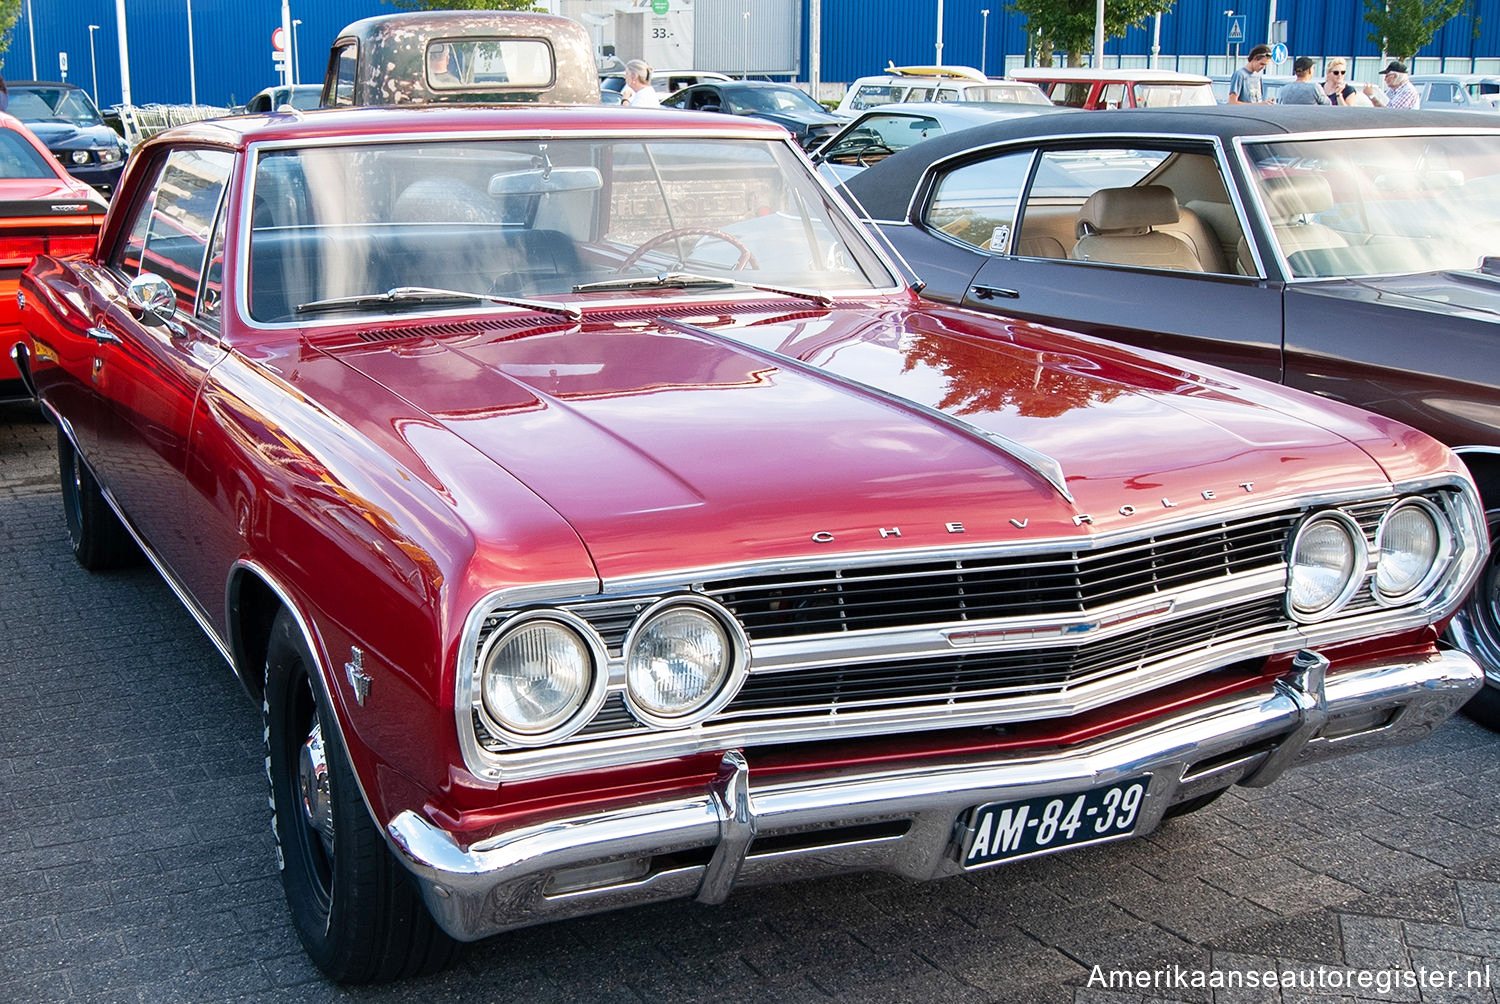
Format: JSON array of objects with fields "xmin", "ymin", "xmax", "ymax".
[
  {"xmin": 935, "ymin": 0, "xmax": 944, "ymax": 67},
  {"xmin": 291, "ymin": 19, "xmax": 302, "ymax": 86},
  {"xmin": 88, "ymin": 24, "xmax": 101, "ymax": 105},
  {"xmin": 186, "ymin": 0, "xmax": 197, "ymax": 105},
  {"xmin": 25, "ymin": 0, "xmax": 36, "ymax": 79},
  {"xmin": 981, "ymin": 9, "xmax": 990, "ymax": 75},
  {"xmin": 742, "ymin": 11, "xmax": 749, "ymax": 77}
]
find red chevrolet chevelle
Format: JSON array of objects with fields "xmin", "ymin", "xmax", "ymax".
[{"xmin": 11, "ymin": 105, "xmax": 1489, "ymax": 982}]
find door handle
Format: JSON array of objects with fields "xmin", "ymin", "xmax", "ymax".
[
  {"xmin": 970, "ymin": 284, "xmax": 1020, "ymax": 301},
  {"xmin": 86, "ymin": 324, "xmax": 121, "ymax": 345}
]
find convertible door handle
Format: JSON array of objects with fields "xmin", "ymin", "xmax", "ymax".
[
  {"xmin": 970, "ymin": 284, "xmax": 1020, "ymax": 301},
  {"xmin": 86, "ymin": 324, "xmax": 121, "ymax": 345}
]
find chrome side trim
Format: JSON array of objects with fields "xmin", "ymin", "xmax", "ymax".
[{"xmin": 391, "ymin": 648, "xmax": 1481, "ymax": 942}]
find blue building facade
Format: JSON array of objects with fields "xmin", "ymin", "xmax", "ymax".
[{"xmin": 10, "ymin": 0, "xmax": 1500, "ymax": 110}]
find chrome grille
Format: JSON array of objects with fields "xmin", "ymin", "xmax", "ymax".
[
  {"xmin": 705, "ymin": 511, "xmax": 1296, "ymax": 639},
  {"xmin": 472, "ymin": 495, "xmax": 1439, "ymax": 759}
]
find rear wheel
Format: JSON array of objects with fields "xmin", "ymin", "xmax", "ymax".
[
  {"xmin": 56, "ymin": 428, "xmax": 140, "ymax": 570},
  {"xmin": 1456, "ymin": 509, "xmax": 1500, "ymax": 730},
  {"xmin": 263, "ymin": 609, "xmax": 460, "ymax": 983}
]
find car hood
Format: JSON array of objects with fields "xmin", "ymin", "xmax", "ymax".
[
  {"xmin": 20, "ymin": 121, "xmax": 118, "ymax": 149},
  {"xmin": 749, "ymin": 110, "xmax": 841, "ymax": 135},
  {"xmin": 301, "ymin": 298, "xmax": 1435, "ymax": 581},
  {"xmin": 1345, "ymin": 267, "xmax": 1500, "ymax": 320}
]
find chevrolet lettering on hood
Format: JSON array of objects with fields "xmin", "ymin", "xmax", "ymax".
[
  {"xmin": 15, "ymin": 93, "xmax": 1487, "ymax": 985},
  {"xmin": 812, "ymin": 482, "xmax": 1259, "ymax": 541}
]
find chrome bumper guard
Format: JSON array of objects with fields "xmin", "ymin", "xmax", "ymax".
[{"xmin": 388, "ymin": 648, "xmax": 1480, "ymax": 942}]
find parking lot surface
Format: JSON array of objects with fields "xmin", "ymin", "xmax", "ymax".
[{"xmin": 3, "ymin": 399, "xmax": 1499, "ymax": 1003}]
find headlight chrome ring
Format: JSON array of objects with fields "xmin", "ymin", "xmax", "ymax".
[
  {"xmin": 623, "ymin": 595, "xmax": 749, "ymax": 729},
  {"xmin": 1288, "ymin": 509, "xmax": 1368, "ymax": 622},
  {"xmin": 1374, "ymin": 497, "xmax": 1452, "ymax": 606},
  {"xmin": 476, "ymin": 609, "xmax": 609, "ymax": 747}
]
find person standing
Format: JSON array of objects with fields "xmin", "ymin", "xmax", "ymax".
[
  {"xmin": 1365, "ymin": 60, "xmax": 1421, "ymax": 109},
  {"xmin": 1322, "ymin": 58, "xmax": 1357, "ymax": 104},
  {"xmin": 1277, "ymin": 56, "xmax": 1330, "ymax": 104},
  {"xmin": 1227, "ymin": 44, "xmax": 1274, "ymax": 104},
  {"xmin": 623, "ymin": 60, "xmax": 661, "ymax": 107}
]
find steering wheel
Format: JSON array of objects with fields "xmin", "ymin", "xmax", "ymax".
[
  {"xmin": 618, "ymin": 227, "xmax": 759, "ymax": 272},
  {"xmin": 856, "ymin": 143, "xmax": 895, "ymax": 167}
]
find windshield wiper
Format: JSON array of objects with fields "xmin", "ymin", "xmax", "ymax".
[
  {"xmin": 296, "ymin": 286, "xmax": 582, "ymax": 321},
  {"xmin": 572, "ymin": 271, "xmax": 833, "ymax": 307}
]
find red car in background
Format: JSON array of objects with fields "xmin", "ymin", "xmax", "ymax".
[{"xmin": 0, "ymin": 111, "xmax": 106, "ymax": 402}]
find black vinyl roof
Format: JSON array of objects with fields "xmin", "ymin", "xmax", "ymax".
[{"xmin": 841, "ymin": 105, "xmax": 1500, "ymax": 220}]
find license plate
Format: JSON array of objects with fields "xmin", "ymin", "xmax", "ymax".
[{"xmin": 960, "ymin": 775, "xmax": 1150, "ymax": 868}]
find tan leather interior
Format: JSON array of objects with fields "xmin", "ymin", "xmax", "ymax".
[
  {"xmin": 1259, "ymin": 174, "xmax": 1349, "ymax": 255},
  {"xmin": 1069, "ymin": 186, "xmax": 1204, "ymax": 272}
]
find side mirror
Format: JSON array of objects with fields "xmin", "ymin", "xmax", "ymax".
[{"xmin": 126, "ymin": 273, "xmax": 177, "ymax": 327}]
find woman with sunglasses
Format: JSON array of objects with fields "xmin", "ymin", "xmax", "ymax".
[{"xmin": 1323, "ymin": 58, "xmax": 1356, "ymax": 104}]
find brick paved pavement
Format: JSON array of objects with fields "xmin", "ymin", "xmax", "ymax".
[{"xmin": 2, "ymin": 399, "xmax": 1498, "ymax": 1003}]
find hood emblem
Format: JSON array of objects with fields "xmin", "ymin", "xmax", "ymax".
[{"xmin": 810, "ymin": 483, "xmax": 1255, "ymax": 543}]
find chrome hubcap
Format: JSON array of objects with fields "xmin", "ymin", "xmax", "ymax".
[{"xmin": 298, "ymin": 717, "xmax": 335, "ymax": 857}]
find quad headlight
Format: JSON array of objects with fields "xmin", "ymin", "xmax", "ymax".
[
  {"xmin": 1288, "ymin": 511, "xmax": 1367, "ymax": 622},
  {"xmin": 1375, "ymin": 498, "xmax": 1451, "ymax": 605},
  {"xmin": 477, "ymin": 611, "xmax": 607, "ymax": 745},
  {"xmin": 70, "ymin": 150, "xmax": 90, "ymax": 165},
  {"xmin": 624, "ymin": 598, "xmax": 747, "ymax": 728}
]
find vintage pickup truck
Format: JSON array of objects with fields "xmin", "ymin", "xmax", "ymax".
[
  {"xmin": 319, "ymin": 10, "xmax": 600, "ymax": 107},
  {"xmin": 10, "ymin": 101, "xmax": 1487, "ymax": 983}
]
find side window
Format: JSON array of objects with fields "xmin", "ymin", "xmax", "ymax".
[
  {"xmin": 922, "ymin": 151, "xmax": 1033, "ymax": 252},
  {"xmin": 1100, "ymin": 83, "xmax": 1125, "ymax": 108},
  {"xmin": 934, "ymin": 88, "xmax": 958, "ymax": 102},
  {"xmin": 1013, "ymin": 147, "xmax": 1247, "ymax": 274},
  {"xmin": 329, "ymin": 42, "xmax": 357, "ymax": 107},
  {"xmin": 112, "ymin": 148, "xmax": 235, "ymax": 314},
  {"xmin": 198, "ymin": 196, "xmax": 229, "ymax": 327}
]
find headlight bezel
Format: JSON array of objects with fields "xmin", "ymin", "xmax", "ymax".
[
  {"xmin": 1373, "ymin": 496, "xmax": 1453, "ymax": 606},
  {"xmin": 622, "ymin": 595, "xmax": 749, "ymax": 730},
  {"xmin": 1287, "ymin": 509, "xmax": 1369, "ymax": 623},
  {"xmin": 475, "ymin": 608, "xmax": 609, "ymax": 747}
]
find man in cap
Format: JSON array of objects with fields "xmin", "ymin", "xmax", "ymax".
[{"xmin": 1364, "ymin": 60, "xmax": 1421, "ymax": 109}]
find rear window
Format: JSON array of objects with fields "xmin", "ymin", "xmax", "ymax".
[
  {"xmin": 0, "ymin": 129, "xmax": 57, "ymax": 179},
  {"xmin": 426, "ymin": 37, "xmax": 555, "ymax": 90}
]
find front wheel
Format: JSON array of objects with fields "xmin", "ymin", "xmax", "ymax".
[
  {"xmin": 263, "ymin": 609, "xmax": 460, "ymax": 983},
  {"xmin": 56, "ymin": 428, "xmax": 139, "ymax": 570},
  {"xmin": 1456, "ymin": 509, "xmax": 1500, "ymax": 730}
]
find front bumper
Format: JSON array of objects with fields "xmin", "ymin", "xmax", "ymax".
[{"xmin": 388, "ymin": 647, "xmax": 1480, "ymax": 942}]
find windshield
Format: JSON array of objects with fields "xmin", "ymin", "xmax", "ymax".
[
  {"xmin": 1247, "ymin": 134, "xmax": 1500, "ymax": 278},
  {"xmin": 246, "ymin": 136, "xmax": 893, "ymax": 323},
  {"xmin": 1131, "ymin": 82, "xmax": 1216, "ymax": 107},
  {"xmin": 723, "ymin": 87, "xmax": 826, "ymax": 116},
  {"xmin": 7, "ymin": 87, "xmax": 105, "ymax": 126},
  {"xmin": 965, "ymin": 84, "xmax": 1052, "ymax": 105}
]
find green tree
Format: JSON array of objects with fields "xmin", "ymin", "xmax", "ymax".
[
  {"xmin": 0, "ymin": 0, "xmax": 24, "ymax": 75},
  {"xmin": 383, "ymin": 0, "xmax": 541, "ymax": 9},
  {"xmin": 1363, "ymin": 0, "xmax": 1473, "ymax": 62},
  {"xmin": 1009, "ymin": 0, "xmax": 1175, "ymax": 66}
]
